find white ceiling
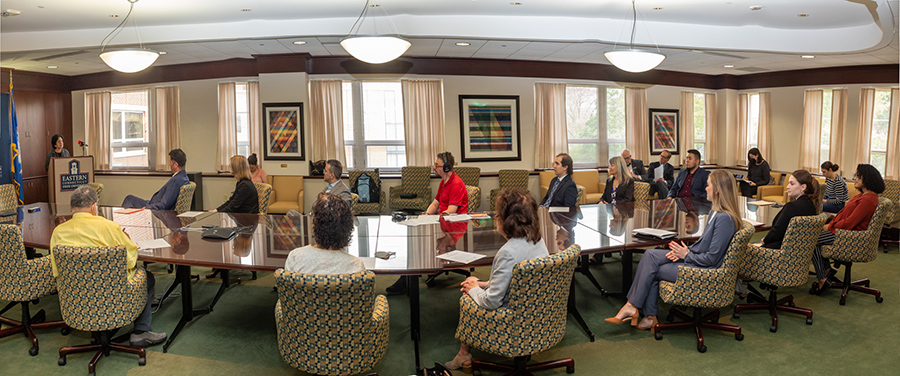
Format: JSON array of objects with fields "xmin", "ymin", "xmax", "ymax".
[{"xmin": 1, "ymin": 0, "xmax": 898, "ymax": 77}]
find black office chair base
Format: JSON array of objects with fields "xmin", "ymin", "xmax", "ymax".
[
  {"xmin": 472, "ymin": 355, "xmax": 574, "ymax": 376},
  {"xmin": 655, "ymin": 307, "xmax": 743, "ymax": 353},
  {"xmin": 424, "ymin": 269, "xmax": 471, "ymax": 287},
  {"xmin": 58, "ymin": 330, "xmax": 146, "ymax": 375},
  {"xmin": 825, "ymin": 261, "xmax": 883, "ymax": 305},
  {"xmin": 0, "ymin": 301, "xmax": 69, "ymax": 356},
  {"xmin": 733, "ymin": 283, "xmax": 813, "ymax": 332},
  {"xmin": 207, "ymin": 268, "xmax": 257, "ymax": 284}
]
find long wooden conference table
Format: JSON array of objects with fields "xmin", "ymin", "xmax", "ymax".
[{"xmin": 5, "ymin": 196, "xmax": 779, "ymax": 375}]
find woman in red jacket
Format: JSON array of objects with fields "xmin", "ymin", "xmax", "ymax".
[{"xmin": 811, "ymin": 164, "xmax": 884, "ymax": 294}]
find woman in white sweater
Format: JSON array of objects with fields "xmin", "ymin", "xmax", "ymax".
[
  {"xmin": 283, "ymin": 193, "xmax": 364, "ymax": 274},
  {"xmin": 444, "ymin": 188, "xmax": 548, "ymax": 371}
]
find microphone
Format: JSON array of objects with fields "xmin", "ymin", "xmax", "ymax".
[{"xmin": 78, "ymin": 140, "xmax": 88, "ymax": 147}]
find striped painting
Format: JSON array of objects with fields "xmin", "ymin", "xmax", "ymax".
[
  {"xmin": 268, "ymin": 110, "xmax": 299, "ymax": 154},
  {"xmin": 467, "ymin": 105, "xmax": 513, "ymax": 152},
  {"xmin": 652, "ymin": 113, "xmax": 677, "ymax": 150}
]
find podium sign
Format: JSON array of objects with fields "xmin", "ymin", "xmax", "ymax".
[{"xmin": 49, "ymin": 156, "xmax": 94, "ymax": 205}]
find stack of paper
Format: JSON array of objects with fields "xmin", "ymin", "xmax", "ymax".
[
  {"xmin": 442, "ymin": 214, "xmax": 472, "ymax": 222},
  {"xmin": 177, "ymin": 211, "xmax": 206, "ymax": 218},
  {"xmin": 633, "ymin": 228, "xmax": 678, "ymax": 239},
  {"xmin": 397, "ymin": 215, "xmax": 440, "ymax": 227},
  {"xmin": 436, "ymin": 250, "xmax": 487, "ymax": 264}
]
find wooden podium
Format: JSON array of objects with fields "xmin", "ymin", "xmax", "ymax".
[{"xmin": 49, "ymin": 156, "xmax": 95, "ymax": 205}]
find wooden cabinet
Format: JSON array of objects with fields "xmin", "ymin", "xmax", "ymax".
[{"xmin": 22, "ymin": 177, "xmax": 48, "ymax": 204}]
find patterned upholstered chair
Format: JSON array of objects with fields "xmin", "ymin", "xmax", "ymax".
[
  {"xmin": 0, "ymin": 184, "xmax": 17, "ymax": 213},
  {"xmin": 253, "ymin": 182, "xmax": 273, "ymax": 214},
  {"xmin": 274, "ymin": 269, "xmax": 389, "ymax": 376},
  {"xmin": 86, "ymin": 182, "xmax": 104, "ymax": 202},
  {"xmin": 880, "ymin": 179, "xmax": 900, "ymax": 251},
  {"xmin": 634, "ymin": 181, "xmax": 650, "ymax": 202},
  {"xmin": 174, "ymin": 182, "xmax": 196, "ymax": 214},
  {"xmin": 348, "ymin": 169, "xmax": 386, "ymax": 215},
  {"xmin": 734, "ymin": 214, "xmax": 827, "ymax": 332},
  {"xmin": 819, "ymin": 196, "xmax": 893, "ymax": 305},
  {"xmin": 455, "ymin": 166, "xmax": 481, "ymax": 212},
  {"xmin": 489, "ymin": 169, "xmax": 530, "ymax": 211},
  {"xmin": 456, "ymin": 245, "xmax": 579, "ymax": 375},
  {"xmin": 654, "ymin": 221, "xmax": 754, "ymax": 353},
  {"xmin": 267, "ymin": 176, "xmax": 304, "ymax": 214},
  {"xmin": 389, "ymin": 166, "xmax": 432, "ymax": 213},
  {"xmin": 0, "ymin": 225, "xmax": 68, "ymax": 356},
  {"xmin": 53, "ymin": 245, "xmax": 148, "ymax": 374}
]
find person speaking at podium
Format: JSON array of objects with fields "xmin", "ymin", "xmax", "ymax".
[{"xmin": 45, "ymin": 134, "xmax": 70, "ymax": 171}]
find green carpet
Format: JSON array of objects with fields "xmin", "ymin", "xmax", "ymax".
[{"xmin": 2, "ymin": 234, "xmax": 898, "ymax": 375}]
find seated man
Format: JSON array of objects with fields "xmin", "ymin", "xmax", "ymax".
[
  {"xmin": 667, "ymin": 149, "xmax": 710, "ymax": 199},
  {"xmin": 122, "ymin": 149, "xmax": 189, "ymax": 210},
  {"xmin": 622, "ymin": 149, "xmax": 648, "ymax": 181},
  {"xmin": 647, "ymin": 150, "xmax": 675, "ymax": 199},
  {"xmin": 51, "ymin": 185, "xmax": 166, "ymax": 347},
  {"xmin": 425, "ymin": 151, "xmax": 468, "ymax": 215},
  {"xmin": 321, "ymin": 159, "xmax": 352, "ymax": 203},
  {"xmin": 541, "ymin": 153, "xmax": 578, "ymax": 208}
]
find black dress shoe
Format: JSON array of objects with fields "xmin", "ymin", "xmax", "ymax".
[
  {"xmin": 385, "ymin": 277, "xmax": 408, "ymax": 295},
  {"xmin": 813, "ymin": 269, "xmax": 837, "ymax": 295}
]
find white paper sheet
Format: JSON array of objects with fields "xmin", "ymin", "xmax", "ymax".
[
  {"xmin": 747, "ymin": 200, "xmax": 775, "ymax": 206},
  {"xmin": 177, "ymin": 211, "xmax": 206, "ymax": 217},
  {"xmin": 436, "ymin": 250, "xmax": 487, "ymax": 264},
  {"xmin": 745, "ymin": 219, "xmax": 764, "ymax": 227},
  {"xmin": 135, "ymin": 238, "xmax": 171, "ymax": 250},
  {"xmin": 398, "ymin": 215, "xmax": 441, "ymax": 227},
  {"xmin": 548, "ymin": 207, "xmax": 570, "ymax": 213},
  {"xmin": 442, "ymin": 214, "xmax": 472, "ymax": 222},
  {"xmin": 654, "ymin": 165, "xmax": 664, "ymax": 181},
  {"xmin": 632, "ymin": 228, "xmax": 678, "ymax": 239}
]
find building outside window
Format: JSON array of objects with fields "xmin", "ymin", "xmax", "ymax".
[
  {"xmin": 870, "ymin": 88, "xmax": 892, "ymax": 175},
  {"xmin": 110, "ymin": 90, "xmax": 151, "ymax": 169},
  {"xmin": 342, "ymin": 81, "xmax": 406, "ymax": 170},
  {"xmin": 564, "ymin": 85, "xmax": 625, "ymax": 166}
]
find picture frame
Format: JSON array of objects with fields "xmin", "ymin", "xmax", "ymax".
[
  {"xmin": 648, "ymin": 108, "xmax": 679, "ymax": 155},
  {"xmin": 458, "ymin": 95, "xmax": 521, "ymax": 162},
  {"xmin": 262, "ymin": 102, "xmax": 305, "ymax": 161}
]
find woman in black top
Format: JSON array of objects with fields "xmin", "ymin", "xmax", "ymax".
[
  {"xmin": 45, "ymin": 134, "xmax": 71, "ymax": 171},
  {"xmin": 759, "ymin": 169, "xmax": 821, "ymax": 249},
  {"xmin": 214, "ymin": 155, "xmax": 260, "ymax": 214},
  {"xmin": 600, "ymin": 156, "xmax": 634, "ymax": 204},
  {"xmin": 739, "ymin": 147, "xmax": 771, "ymax": 197}
]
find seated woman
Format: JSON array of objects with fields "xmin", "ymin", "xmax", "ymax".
[
  {"xmin": 284, "ymin": 193, "xmax": 365, "ymax": 274},
  {"xmin": 248, "ymin": 153, "xmax": 268, "ymax": 184},
  {"xmin": 600, "ymin": 156, "xmax": 635, "ymax": 204},
  {"xmin": 214, "ymin": 155, "xmax": 259, "ymax": 214},
  {"xmin": 739, "ymin": 147, "xmax": 771, "ymax": 197},
  {"xmin": 820, "ymin": 161, "xmax": 849, "ymax": 213},
  {"xmin": 444, "ymin": 188, "xmax": 548, "ymax": 371},
  {"xmin": 811, "ymin": 164, "xmax": 884, "ymax": 293},
  {"xmin": 758, "ymin": 169, "xmax": 821, "ymax": 249},
  {"xmin": 607, "ymin": 170, "xmax": 742, "ymax": 332}
]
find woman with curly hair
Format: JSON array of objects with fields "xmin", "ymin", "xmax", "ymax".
[{"xmin": 283, "ymin": 193, "xmax": 363, "ymax": 274}]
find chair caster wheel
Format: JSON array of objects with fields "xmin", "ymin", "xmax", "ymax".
[
  {"xmin": 806, "ymin": 317, "xmax": 813, "ymax": 325},
  {"xmin": 61, "ymin": 327, "xmax": 71, "ymax": 335},
  {"xmin": 654, "ymin": 332, "xmax": 663, "ymax": 340},
  {"xmin": 733, "ymin": 312, "xmax": 741, "ymax": 319},
  {"xmin": 138, "ymin": 357, "xmax": 146, "ymax": 366},
  {"xmin": 29, "ymin": 346, "xmax": 38, "ymax": 356},
  {"xmin": 58, "ymin": 357, "xmax": 66, "ymax": 366},
  {"xmin": 697, "ymin": 345, "xmax": 707, "ymax": 353},
  {"xmin": 473, "ymin": 369, "xmax": 483, "ymax": 376},
  {"xmin": 566, "ymin": 366, "xmax": 575, "ymax": 374},
  {"xmin": 785, "ymin": 301, "xmax": 796, "ymax": 307},
  {"xmin": 735, "ymin": 333, "xmax": 744, "ymax": 341},
  {"xmin": 88, "ymin": 372, "xmax": 95, "ymax": 376},
  {"xmin": 876, "ymin": 296, "xmax": 884, "ymax": 303},
  {"xmin": 770, "ymin": 325, "xmax": 777, "ymax": 333},
  {"xmin": 425, "ymin": 280, "xmax": 436, "ymax": 288},
  {"xmin": 839, "ymin": 299, "xmax": 846, "ymax": 306}
]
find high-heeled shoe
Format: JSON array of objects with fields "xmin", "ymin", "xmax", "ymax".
[
  {"xmin": 605, "ymin": 310, "xmax": 640, "ymax": 326},
  {"xmin": 637, "ymin": 315, "xmax": 659, "ymax": 333},
  {"xmin": 444, "ymin": 353, "xmax": 472, "ymax": 372}
]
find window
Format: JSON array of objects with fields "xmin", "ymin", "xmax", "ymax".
[
  {"xmin": 110, "ymin": 90, "xmax": 151, "ymax": 169},
  {"xmin": 564, "ymin": 86, "xmax": 625, "ymax": 166},
  {"xmin": 234, "ymin": 83, "xmax": 251, "ymax": 157},
  {"xmin": 342, "ymin": 81, "xmax": 406, "ymax": 169},
  {"xmin": 693, "ymin": 93, "xmax": 706, "ymax": 159},
  {"xmin": 819, "ymin": 90, "xmax": 833, "ymax": 166},
  {"xmin": 747, "ymin": 93, "xmax": 760, "ymax": 150},
  {"xmin": 870, "ymin": 89, "xmax": 892, "ymax": 175}
]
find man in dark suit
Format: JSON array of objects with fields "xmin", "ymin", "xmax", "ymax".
[
  {"xmin": 122, "ymin": 149, "xmax": 190, "ymax": 210},
  {"xmin": 541, "ymin": 153, "xmax": 578, "ymax": 208},
  {"xmin": 647, "ymin": 150, "xmax": 675, "ymax": 199},
  {"xmin": 622, "ymin": 149, "xmax": 648, "ymax": 181},
  {"xmin": 321, "ymin": 159, "xmax": 352, "ymax": 203},
  {"xmin": 667, "ymin": 149, "xmax": 710, "ymax": 199}
]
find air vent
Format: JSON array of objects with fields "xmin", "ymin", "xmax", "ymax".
[
  {"xmin": 32, "ymin": 50, "xmax": 89, "ymax": 61},
  {"xmin": 736, "ymin": 67, "xmax": 769, "ymax": 72}
]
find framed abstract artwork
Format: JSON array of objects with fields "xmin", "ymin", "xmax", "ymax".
[
  {"xmin": 262, "ymin": 102, "xmax": 305, "ymax": 161},
  {"xmin": 458, "ymin": 95, "xmax": 521, "ymax": 162},
  {"xmin": 648, "ymin": 108, "xmax": 679, "ymax": 155}
]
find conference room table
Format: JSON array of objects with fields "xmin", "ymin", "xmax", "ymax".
[{"xmin": 5, "ymin": 196, "xmax": 779, "ymax": 375}]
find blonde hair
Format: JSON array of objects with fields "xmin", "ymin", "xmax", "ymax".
[
  {"xmin": 707, "ymin": 170, "xmax": 742, "ymax": 231},
  {"xmin": 608, "ymin": 156, "xmax": 633, "ymax": 185},
  {"xmin": 230, "ymin": 155, "xmax": 251, "ymax": 181}
]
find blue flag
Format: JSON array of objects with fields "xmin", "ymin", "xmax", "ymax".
[{"xmin": 10, "ymin": 87, "xmax": 23, "ymax": 205}]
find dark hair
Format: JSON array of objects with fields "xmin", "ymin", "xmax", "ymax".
[
  {"xmin": 557, "ymin": 153, "xmax": 573, "ymax": 175},
  {"xmin": 821, "ymin": 161, "xmax": 839, "ymax": 172},
  {"xmin": 51, "ymin": 134, "xmax": 64, "ymax": 148},
  {"xmin": 169, "ymin": 149, "xmax": 187, "ymax": 168},
  {"xmin": 495, "ymin": 188, "xmax": 541, "ymax": 243},
  {"xmin": 747, "ymin": 147, "xmax": 763, "ymax": 166},
  {"xmin": 326, "ymin": 159, "xmax": 343, "ymax": 177},
  {"xmin": 855, "ymin": 164, "xmax": 885, "ymax": 194},
  {"xmin": 70, "ymin": 185, "xmax": 98, "ymax": 209},
  {"xmin": 687, "ymin": 149, "xmax": 701, "ymax": 161},
  {"xmin": 312, "ymin": 193, "xmax": 354, "ymax": 250},
  {"xmin": 791, "ymin": 169, "xmax": 822, "ymax": 213},
  {"xmin": 437, "ymin": 151, "xmax": 454, "ymax": 172},
  {"xmin": 247, "ymin": 153, "xmax": 258, "ymax": 166}
]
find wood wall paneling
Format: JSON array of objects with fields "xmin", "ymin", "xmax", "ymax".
[{"xmin": 23, "ymin": 177, "xmax": 48, "ymax": 204}]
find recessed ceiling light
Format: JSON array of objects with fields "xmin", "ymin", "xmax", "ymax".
[
  {"xmin": 369, "ymin": 4, "xmax": 380, "ymax": 7},
  {"xmin": 653, "ymin": 7, "xmax": 663, "ymax": 10},
  {"xmin": 293, "ymin": 41, "xmax": 307, "ymax": 45},
  {"xmin": 724, "ymin": 65, "xmax": 734, "ymax": 68},
  {"xmin": 158, "ymin": 51, "xmax": 167, "ymax": 55},
  {"xmin": 510, "ymin": 2, "xmax": 522, "ymax": 5},
  {"xmin": 241, "ymin": 8, "xmax": 251, "ymax": 12},
  {"xmin": 750, "ymin": 5, "xmax": 762, "ymax": 11},
  {"xmin": 690, "ymin": 50, "xmax": 704, "ymax": 53},
  {"xmin": 47, "ymin": 65, "xmax": 58, "ymax": 69},
  {"xmin": 797, "ymin": 13, "xmax": 809, "ymax": 17},
  {"xmin": 801, "ymin": 55, "xmax": 815, "ymax": 59},
  {"xmin": 109, "ymin": 14, "xmax": 119, "ymax": 17},
  {"xmin": 455, "ymin": 42, "xmax": 471, "ymax": 46}
]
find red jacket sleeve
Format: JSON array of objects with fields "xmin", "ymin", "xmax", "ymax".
[{"xmin": 829, "ymin": 193, "xmax": 877, "ymax": 232}]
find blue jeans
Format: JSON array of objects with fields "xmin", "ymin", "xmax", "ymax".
[{"xmin": 822, "ymin": 201, "xmax": 844, "ymax": 213}]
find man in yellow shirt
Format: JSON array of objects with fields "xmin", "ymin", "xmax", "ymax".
[{"xmin": 50, "ymin": 185, "xmax": 167, "ymax": 348}]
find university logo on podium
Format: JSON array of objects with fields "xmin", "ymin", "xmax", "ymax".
[{"xmin": 60, "ymin": 160, "xmax": 89, "ymax": 191}]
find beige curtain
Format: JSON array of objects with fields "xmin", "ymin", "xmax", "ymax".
[
  {"xmin": 153, "ymin": 86, "xmax": 180, "ymax": 171},
  {"xmin": 248, "ymin": 81, "xmax": 261, "ymax": 157},
  {"xmin": 736, "ymin": 93, "xmax": 749, "ymax": 164},
  {"xmin": 885, "ymin": 88, "xmax": 900, "ymax": 180},
  {"xmin": 799, "ymin": 89, "xmax": 823, "ymax": 172},
  {"xmin": 830, "ymin": 89, "xmax": 848, "ymax": 177},
  {"xmin": 679, "ymin": 92, "xmax": 694, "ymax": 164},
  {"xmin": 401, "ymin": 79, "xmax": 445, "ymax": 166},
  {"xmin": 533, "ymin": 83, "xmax": 568, "ymax": 169},
  {"xmin": 85, "ymin": 91, "xmax": 111, "ymax": 170},
  {"xmin": 216, "ymin": 82, "xmax": 237, "ymax": 171},
  {"xmin": 625, "ymin": 87, "xmax": 649, "ymax": 162},
  {"xmin": 705, "ymin": 93, "xmax": 718, "ymax": 164},
  {"xmin": 854, "ymin": 88, "xmax": 876, "ymax": 168},
  {"xmin": 758, "ymin": 92, "xmax": 772, "ymax": 164},
  {"xmin": 309, "ymin": 80, "xmax": 346, "ymax": 163}
]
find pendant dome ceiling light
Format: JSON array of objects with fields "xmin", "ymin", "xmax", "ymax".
[
  {"xmin": 604, "ymin": 0, "xmax": 666, "ymax": 73},
  {"xmin": 340, "ymin": 0, "xmax": 411, "ymax": 64},
  {"xmin": 99, "ymin": 0, "xmax": 159, "ymax": 73}
]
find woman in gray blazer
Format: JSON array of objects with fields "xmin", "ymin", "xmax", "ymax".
[{"xmin": 606, "ymin": 170, "xmax": 743, "ymax": 332}]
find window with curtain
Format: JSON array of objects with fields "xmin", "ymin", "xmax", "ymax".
[
  {"xmin": 819, "ymin": 90, "xmax": 834, "ymax": 166},
  {"xmin": 747, "ymin": 93, "xmax": 760, "ymax": 150},
  {"xmin": 692, "ymin": 93, "xmax": 707, "ymax": 158},
  {"xmin": 870, "ymin": 89, "xmax": 892, "ymax": 174},
  {"xmin": 563, "ymin": 86, "xmax": 625, "ymax": 166},
  {"xmin": 110, "ymin": 90, "xmax": 152, "ymax": 169},
  {"xmin": 607, "ymin": 87, "xmax": 626, "ymax": 161},
  {"xmin": 234, "ymin": 82, "xmax": 251, "ymax": 156},
  {"xmin": 342, "ymin": 81, "xmax": 406, "ymax": 169}
]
